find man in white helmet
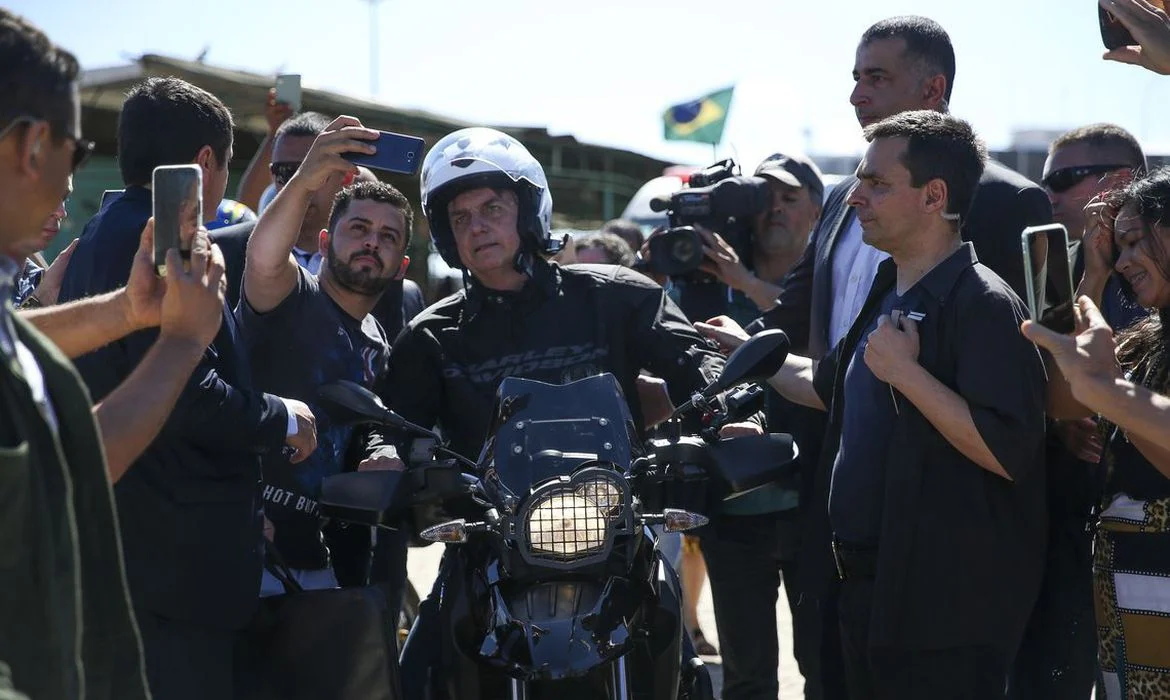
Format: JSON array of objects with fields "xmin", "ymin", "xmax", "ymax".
[{"xmin": 381, "ymin": 127, "xmax": 763, "ymax": 699}]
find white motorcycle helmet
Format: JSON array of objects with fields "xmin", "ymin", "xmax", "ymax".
[{"xmin": 420, "ymin": 127, "xmax": 555, "ymax": 269}]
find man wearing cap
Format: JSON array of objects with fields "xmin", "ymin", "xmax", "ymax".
[
  {"xmin": 699, "ymin": 152, "xmax": 824, "ymax": 320},
  {"xmin": 695, "ymin": 152, "xmax": 824, "ymax": 700}
]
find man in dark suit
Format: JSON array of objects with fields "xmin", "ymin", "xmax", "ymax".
[
  {"xmin": 210, "ymin": 220, "xmax": 252, "ymax": 310},
  {"xmin": 57, "ymin": 77, "xmax": 318, "ymax": 700},
  {"xmin": 746, "ymin": 16, "xmax": 1052, "ymax": 698}
]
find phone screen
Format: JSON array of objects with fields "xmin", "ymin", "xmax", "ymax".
[
  {"xmin": 275, "ymin": 74, "xmax": 302, "ymax": 112},
  {"xmin": 342, "ymin": 131, "xmax": 425, "ymax": 175},
  {"xmin": 152, "ymin": 165, "xmax": 202, "ymax": 274},
  {"xmin": 1021, "ymin": 224, "xmax": 1075, "ymax": 333}
]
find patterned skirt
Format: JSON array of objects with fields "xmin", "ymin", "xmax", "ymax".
[{"xmin": 1094, "ymin": 493, "xmax": 1170, "ymax": 699}]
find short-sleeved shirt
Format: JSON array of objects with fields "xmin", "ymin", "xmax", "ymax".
[
  {"xmin": 238, "ymin": 267, "xmax": 390, "ymax": 569},
  {"xmin": 829, "ymin": 287, "xmax": 919, "ymax": 544},
  {"xmin": 812, "ymin": 243, "xmax": 1047, "ymax": 650}
]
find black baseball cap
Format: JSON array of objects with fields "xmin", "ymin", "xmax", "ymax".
[{"xmin": 755, "ymin": 152, "xmax": 825, "ymax": 203}]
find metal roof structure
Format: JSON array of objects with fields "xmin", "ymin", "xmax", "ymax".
[{"xmin": 79, "ymin": 54, "xmax": 674, "ymax": 230}]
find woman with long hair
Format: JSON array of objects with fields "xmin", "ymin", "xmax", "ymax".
[{"xmin": 1025, "ymin": 167, "xmax": 1170, "ymax": 698}]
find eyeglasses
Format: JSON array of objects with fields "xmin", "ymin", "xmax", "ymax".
[
  {"xmin": 1042, "ymin": 164, "xmax": 1130, "ymax": 194},
  {"xmin": 0, "ymin": 115, "xmax": 94, "ymax": 173},
  {"xmin": 270, "ymin": 161, "xmax": 302, "ymax": 187}
]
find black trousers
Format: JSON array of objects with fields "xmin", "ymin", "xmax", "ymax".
[
  {"xmin": 326, "ymin": 521, "xmax": 410, "ymax": 616},
  {"xmin": 837, "ymin": 578, "xmax": 1009, "ymax": 700},
  {"xmin": 1007, "ymin": 516, "xmax": 1097, "ymax": 700},
  {"xmin": 702, "ymin": 510, "xmax": 810, "ymax": 700},
  {"xmin": 137, "ymin": 610, "xmax": 236, "ymax": 700}
]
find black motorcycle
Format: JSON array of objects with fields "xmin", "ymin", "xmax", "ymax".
[{"xmin": 316, "ymin": 330, "xmax": 800, "ymax": 700}]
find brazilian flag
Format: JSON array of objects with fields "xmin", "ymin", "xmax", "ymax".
[{"xmin": 663, "ymin": 86, "xmax": 734, "ymax": 145}]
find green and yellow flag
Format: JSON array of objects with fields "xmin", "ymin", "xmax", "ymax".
[{"xmin": 662, "ymin": 86, "xmax": 734, "ymax": 145}]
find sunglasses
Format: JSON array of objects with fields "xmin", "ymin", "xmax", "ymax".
[
  {"xmin": 270, "ymin": 161, "xmax": 301, "ymax": 187},
  {"xmin": 0, "ymin": 115, "xmax": 94, "ymax": 173},
  {"xmin": 1042, "ymin": 164, "xmax": 1129, "ymax": 194}
]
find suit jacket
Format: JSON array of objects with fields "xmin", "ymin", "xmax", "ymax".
[
  {"xmin": 209, "ymin": 220, "xmax": 254, "ymax": 311},
  {"xmin": 748, "ymin": 161, "xmax": 1053, "ymax": 360},
  {"xmin": 58, "ymin": 187, "xmax": 289, "ymax": 629}
]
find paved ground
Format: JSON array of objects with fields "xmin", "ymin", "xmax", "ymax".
[{"xmin": 406, "ymin": 542, "xmax": 804, "ymax": 698}]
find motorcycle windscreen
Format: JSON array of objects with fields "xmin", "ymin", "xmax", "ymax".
[{"xmin": 481, "ymin": 374, "xmax": 639, "ymax": 495}]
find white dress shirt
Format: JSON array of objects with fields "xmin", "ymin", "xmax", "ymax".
[{"xmin": 828, "ymin": 217, "xmax": 889, "ymax": 350}]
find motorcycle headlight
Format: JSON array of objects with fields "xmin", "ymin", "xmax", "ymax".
[
  {"xmin": 523, "ymin": 474, "xmax": 628, "ymax": 563},
  {"xmin": 527, "ymin": 492, "xmax": 607, "ymax": 558}
]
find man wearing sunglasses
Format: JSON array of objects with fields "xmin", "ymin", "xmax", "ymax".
[{"xmin": 1043, "ymin": 124, "xmax": 1146, "ymax": 332}]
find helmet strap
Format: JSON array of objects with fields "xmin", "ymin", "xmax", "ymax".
[{"xmin": 512, "ymin": 250, "xmax": 534, "ymax": 278}]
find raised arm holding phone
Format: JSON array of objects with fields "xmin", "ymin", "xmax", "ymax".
[
  {"xmin": 1020, "ymin": 167, "xmax": 1170, "ymax": 699},
  {"xmin": 1099, "ymin": 0, "xmax": 1170, "ymax": 73}
]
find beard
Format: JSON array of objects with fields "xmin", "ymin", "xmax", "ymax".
[{"xmin": 326, "ymin": 239, "xmax": 393, "ymax": 297}]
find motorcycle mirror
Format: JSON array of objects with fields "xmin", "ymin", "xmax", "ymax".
[
  {"xmin": 709, "ymin": 329, "xmax": 790, "ymax": 394},
  {"xmin": 318, "ymin": 381, "xmax": 397, "ymax": 427}
]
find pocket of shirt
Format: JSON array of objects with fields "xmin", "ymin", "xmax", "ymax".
[{"xmin": 0, "ymin": 441, "xmax": 31, "ymax": 569}]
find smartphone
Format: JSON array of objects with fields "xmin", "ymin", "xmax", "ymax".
[
  {"xmin": 342, "ymin": 131, "xmax": 425, "ymax": 175},
  {"xmin": 152, "ymin": 165, "xmax": 202, "ymax": 275},
  {"xmin": 1100, "ymin": 1, "xmax": 1165, "ymax": 50},
  {"xmin": 275, "ymin": 74, "xmax": 302, "ymax": 112},
  {"xmin": 1022, "ymin": 224, "xmax": 1075, "ymax": 333},
  {"xmin": 99, "ymin": 189, "xmax": 124, "ymax": 211}
]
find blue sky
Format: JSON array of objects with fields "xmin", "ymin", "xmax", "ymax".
[{"xmin": 14, "ymin": 0, "xmax": 1170, "ymax": 173}]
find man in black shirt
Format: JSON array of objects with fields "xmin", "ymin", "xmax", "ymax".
[
  {"xmin": 700, "ymin": 112, "xmax": 1047, "ymax": 699},
  {"xmin": 239, "ymin": 115, "xmax": 413, "ymax": 592}
]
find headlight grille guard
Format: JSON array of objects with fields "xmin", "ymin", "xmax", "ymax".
[{"xmin": 511, "ymin": 466, "xmax": 635, "ymax": 570}]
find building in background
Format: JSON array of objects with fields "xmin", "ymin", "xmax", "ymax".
[{"xmin": 71, "ymin": 54, "xmax": 673, "ymax": 296}]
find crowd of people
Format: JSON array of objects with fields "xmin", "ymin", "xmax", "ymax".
[{"xmin": 5, "ymin": 0, "xmax": 1170, "ymax": 699}]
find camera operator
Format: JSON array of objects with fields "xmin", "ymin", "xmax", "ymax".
[
  {"xmin": 659, "ymin": 154, "xmax": 824, "ymax": 700},
  {"xmin": 699, "ymin": 154, "xmax": 824, "ymax": 317}
]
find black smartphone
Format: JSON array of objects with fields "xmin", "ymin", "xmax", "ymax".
[
  {"xmin": 152, "ymin": 164, "xmax": 202, "ymax": 275},
  {"xmin": 1022, "ymin": 224, "xmax": 1075, "ymax": 333},
  {"xmin": 343, "ymin": 131, "xmax": 425, "ymax": 175},
  {"xmin": 1100, "ymin": 1, "xmax": 1165, "ymax": 50}
]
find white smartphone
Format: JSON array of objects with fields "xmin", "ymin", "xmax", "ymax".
[
  {"xmin": 152, "ymin": 165, "xmax": 202, "ymax": 275},
  {"xmin": 1021, "ymin": 224, "xmax": 1075, "ymax": 333},
  {"xmin": 275, "ymin": 74, "xmax": 302, "ymax": 112}
]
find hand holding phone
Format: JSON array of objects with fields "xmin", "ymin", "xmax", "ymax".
[
  {"xmin": 1099, "ymin": 0, "xmax": 1170, "ymax": 74},
  {"xmin": 342, "ymin": 130, "xmax": 425, "ymax": 175},
  {"xmin": 1021, "ymin": 224, "xmax": 1076, "ymax": 334},
  {"xmin": 288, "ymin": 115, "xmax": 378, "ymax": 192},
  {"xmin": 274, "ymin": 74, "xmax": 302, "ymax": 112},
  {"xmin": 152, "ymin": 165, "xmax": 202, "ymax": 275}
]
